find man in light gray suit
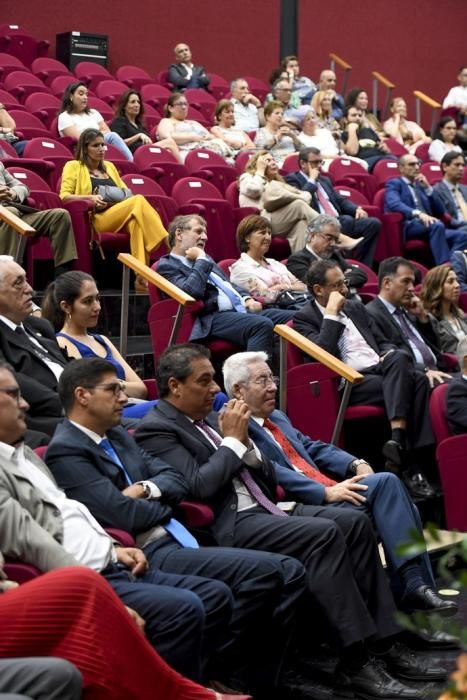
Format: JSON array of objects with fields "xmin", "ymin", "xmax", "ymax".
[{"xmin": 434, "ymin": 151, "xmax": 467, "ymax": 230}]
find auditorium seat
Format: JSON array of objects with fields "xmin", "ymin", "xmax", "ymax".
[
  {"xmin": 0, "ymin": 88, "xmax": 25, "ymax": 111},
  {"xmin": 102, "ymin": 142, "xmax": 138, "ymax": 174},
  {"xmin": 31, "ymin": 57, "xmax": 73, "ymax": 85},
  {"xmin": 49, "ymin": 74, "xmax": 80, "ymax": 98},
  {"xmin": 328, "ymin": 157, "xmax": 377, "ymax": 202},
  {"xmin": 241, "ymin": 76, "xmax": 269, "ymax": 102},
  {"xmin": 133, "ymin": 144, "xmax": 189, "ymax": 195},
  {"xmin": 184, "ymin": 148, "xmax": 237, "ymax": 195},
  {"xmin": 281, "ymin": 153, "xmax": 299, "ymax": 174},
  {"xmin": 0, "ymin": 25, "xmax": 49, "ymax": 66},
  {"xmin": 383, "ymin": 137, "xmax": 409, "ymax": 157},
  {"xmin": 116, "ymin": 65, "xmax": 157, "ymax": 90},
  {"xmin": 414, "ymin": 142, "xmax": 431, "ymax": 163},
  {"xmin": 184, "ymin": 89, "xmax": 216, "ymax": 122},
  {"xmin": 3, "ymin": 71, "xmax": 50, "ymax": 101},
  {"xmin": 121, "ymin": 173, "xmax": 179, "ymax": 232},
  {"xmin": 208, "ymin": 73, "xmax": 230, "ymax": 100},
  {"xmin": 87, "ymin": 95, "xmax": 114, "ymax": 122},
  {"xmin": 74, "ymin": 61, "xmax": 113, "ymax": 91},
  {"xmin": 372, "ymin": 159, "xmax": 401, "ymax": 189},
  {"xmin": 95, "ymin": 79, "xmax": 129, "ymax": 106},
  {"xmin": 23, "ymin": 137, "xmax": 72, "ymax": 189},
  {"xmin": 0, "ymin": 53, "xmax": 29, "ymax": 81},
  {"xmin": 420, "ymin": 161, "xmax": 442, "ymax": 185},
  {"xmin": 141, "ymin": 83, "xmax": 171, "ymax": 111},
  {"xmin": 24, "ymin": 92, "xmax": 62, "ymax": 128},
  {"xmin": 8, "ymin": 109, "xmax": 51, "ymax": 139}
]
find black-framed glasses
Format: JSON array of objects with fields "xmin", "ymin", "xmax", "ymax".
[
  {"xmin": 83, "ymin": 381, "xmax": 126, "ymax": 396},
  {"xmin": 405, "ymin": 160, "xmax": 422, "ymax": 166},
  {"xmin": 0, "ymin": 386, "xmax": 22, "ymax": 403}
]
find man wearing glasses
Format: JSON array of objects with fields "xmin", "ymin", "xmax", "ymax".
[
  {"xmin": 285, "ymin": 147, "xmax": 381, "ymax": 266},
  {"xmin": 0, "ymin": 256, "xmax": 67, "ymax": 436},
  {"xmin": 286, "ymin": 215, "xmax": 369, "ymax": 293},
  {"xmin": 384, "ymin": 154, "xmax": 467, "ymax": 264}
]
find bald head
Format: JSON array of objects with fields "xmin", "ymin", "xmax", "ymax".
[{"xmin": 319, "ymin": 70, "xmax": 337, "ymax": 90}]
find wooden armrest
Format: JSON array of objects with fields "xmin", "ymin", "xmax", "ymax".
[
  {"xmin": 329, "ymin": 53, "xmax": 352, "ymax": 70},
  {"xmin": 372, "ymin": 71, "xmax": 395, "ymax": 89},
  {"xmin": 117, "ymin": 253, "xmax": 197, "ymax": 305},
  {"xmin": 274, "ymin": 323, "xmax": 365, "ymax": 385},
  {"xmin": 413, "ymin": 91, "xmax": 441, "ymax": 109},
  {"xmin": 0, "ymin": 204, "xmax": 35, "ymax": 236}
]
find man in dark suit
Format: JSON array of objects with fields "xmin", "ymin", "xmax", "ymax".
[
  {"xmin": 167, "ymin": 43, "xmax": 210, "ymax": 91},
  {"xmin": 285, "ymin": 148, "xmax": 381, "ymax": 266},
  {"xmin": 434, "ymin": 151, "xmax": 467, "ymax": 231},
  {"xmin": 134, "ymin": 343, "xmax": 442, "ymax": 700},
  {"xmin": 222, "ymin": 349, "xmax": 456, "ymax": 623},
  {"xmin": 157, "ymin": 215, "xmax": 293, "ymax": 359},
  {"xmin": 293, "ymin": 258, "xmax": 436, "ymax": 497},
  {"xmin": 384, "ymin": 154, "xmax": 467, "ymax": 264},
  {"xmin": 286, "ymin": 214, "xmax": 368, "ymax": 291},
  {"xmin": 446, "ymin": 371, "xmax": 467, "ymax": 434},
  {"xmin": 46, "ymin": 357, "xmax": 307, "ymax": 696},
  {"xmin": 0, "ymin": 257, "xmax": 67, "ymax": 435}
]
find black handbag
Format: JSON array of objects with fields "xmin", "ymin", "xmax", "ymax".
[{"xmin": 270, "ymin": 290, "xmax": 310, "ymax": 310}]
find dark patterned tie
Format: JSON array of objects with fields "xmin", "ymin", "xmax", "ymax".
[
  {"xmin": 393, "ymin": 309, "xmax": 435, "ymax": 366},
  {"xmin": 194, "ymin": 419, "xmax": 287, "ymax": 517}
]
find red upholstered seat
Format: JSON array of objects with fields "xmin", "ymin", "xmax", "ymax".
[{"xmin": 184, "ymin": 149, "xmax": 237, "ymax": 195}]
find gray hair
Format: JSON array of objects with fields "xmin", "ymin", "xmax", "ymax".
[
  {"xmin": 0, "ymin": 255, "xmax": 17, "ymax": 286},
  {"xmin": 167, "ymin": 214, "xmax": 207, "ymax": 248},
  {"xmin": 306, "ymin": 215, "xmax": 341, "ymax": 236},
  {"xmin": 230, "ymin": 78, "xmax": 242, "ymax": 91},
  {"xmin": 223, "ymin": 351, "xmax": 269, "ymax": 397}
]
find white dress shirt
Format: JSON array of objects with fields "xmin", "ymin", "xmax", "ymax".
[{"xmin": 316, "ymin": 301, "xmax": 380, "ymax": 370}]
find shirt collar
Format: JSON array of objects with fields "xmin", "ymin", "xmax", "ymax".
[
  {"xmin": 0, "ymin": 314, "xmax": 20, "ymax": 331},
  {"xmin": 0, "ymin": 439, "xmax": 17, "ymax": 461},
  {"xmin": 68, "ymin": 420, "xmax": 105, "ymax": 445},
  {"xmin": 251, "ymin": 415, "xmax": 265, "ymax": 426},
  {"xmin": 378, "ymin": 295, "xmax": 398, "ymax": 314}
]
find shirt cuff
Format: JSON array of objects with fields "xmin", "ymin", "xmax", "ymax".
[
  {"xmin": 141, "ymin": 480, "xmax": 161, "ymax": 499},
  {"xmin": 323, "ymin": 313, "xmax": 345, "ymax": 323},
  {"xmin": 221, "ymin": 436, "xmax": 248, "ymax": 459}
]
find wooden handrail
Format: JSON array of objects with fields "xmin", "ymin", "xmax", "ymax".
[
  {"xmin": 413, "ymin": 90, "xmax": 441, "ymax": 109},
  {"xmin": 273, "ymin": 324, "xmax": 364, "ymax": 384},
  {"xmin": 372, "ymin": 71, "xmax": 395, "ymax": 89},
  {"xmin": 329, "ymin": 53, "xmax": 352, "ymax": 71},
  {"xmin": 117, "ymin": 253, "xmax": 197, "ymax": 306},
  {"xmin": 0, "ymin": 205, "xmax": 36, "ymax": 236}
]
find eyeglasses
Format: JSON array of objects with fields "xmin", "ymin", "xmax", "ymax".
[
  {"xmin": 0, "ymin": 386, "xmax": 22, "ymax": 403},
  {"xmin": 326, "ymin": 279, "xmax": 348, "ymax": 290},
  {"xmin": 316, "ymin": 232, "xmax": 339, "ymax": 243},
  {"xmin": 84, "ymin": 381, "xmax": 127, "ymax": 396},
  {"xmin": 250, "ymin": 375, "xmax": 279, "ymax": 388},
  {"xmin": 172, "ymin": 102, "xmax": 188, "ymax": 107}
]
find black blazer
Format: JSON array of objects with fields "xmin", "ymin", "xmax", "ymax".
[
  {"xmin": 157, "ymin": 253, "xmax": 249, "ymax": 340},
  {"xmin": 167, "ymin": 63, "xmax": 210, "ymax": 90},
  {"xmin": 46, "ymin": 419, "xmax": 188, "ymax": 536},
  {"xmin": 134, "ymin": 400, "xmax": 279, "ymax": 547},
  {"xmin": 446, "ymin": 376, "xmax": 467, "ymax": 434},
  {"xmin": 284, "ymin": 171, "xmax": 358, "ymax": 218},
  {"xmin": 0, "ymin": 316, "xmax": 66, "ymax": 419},
  {"xmin": 365, "ymin": 297, "xmax": 445, "ymax": 370},
  {"xmin": 286, "ymin": 246, "xmax": 368, "ymax": 288},
  {"xmin": 294, "ymin": 298, "xmax": 392, "ymax": 359}
]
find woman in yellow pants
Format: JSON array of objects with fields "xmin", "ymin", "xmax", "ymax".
[{"xmin": 60, "ymin": 127, "xmax": 168, "ymax": 290}]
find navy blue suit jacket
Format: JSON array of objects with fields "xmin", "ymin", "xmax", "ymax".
[
  {"xmin": 284, "ymin": 171, "xmax": 358, "ymax": 217},
  {"xmin": 248, "ymin": 410, "xmax": 355, "ymax": 505},
  {"xmin": 434, "ymin": 180, "xmax": 467, "ymax": 229},
  {"xmin": 384, "ymin": 177, "xmax": 445, "ymax": 222},
  {"xmin": 46, "ymin": 419, "xmax": 189, "ymax": 537},
  {"xmin": 157, "ymin": 253, "xmax": 249, "ymax": 340}
]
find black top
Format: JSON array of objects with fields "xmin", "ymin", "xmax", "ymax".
[
  {"xmin": 341, "ymin": 126, "xmax": 381, "ymax": 160},
  {"xmin": 110, "ymin": 116, "xmax": 149, "ymax": 153}
]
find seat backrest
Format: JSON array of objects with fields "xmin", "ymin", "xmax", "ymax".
[
  {"xmin": 429, "ymin": 382, "xmax": 451, "ymax": 443},
  {"xmin": 384, "ymin": 137, "xmax": 409, "ymax": 157},
  {"xmin": 74, "ymin": 61, "xmax": 112, "ymax": 79},
  {"xmin": 87, "ymin": 95, "xmax": 114, "ymax": 121},
  {"xmin": 6, "ymin": 166, "xmax": 51, "ymax": 191},
  {"xmin": 372, "ymin": 188, "xmax": 386, "ymax": 212},
  {"xmin": 147, "ymin": 299, "xmax": 197, "ymax": 361},
  {"xmin": 335, "ymin": 185, "xmax": 370, "ymax": 206},
  {"xmin": 414, "ymin": 142, "xmax": 431, "ymax": 163},
  {"xmin": 345, "ymin": 258, "xmax": 378, "ymax": 284},
  {"xmin": 0, "ymin": 88, "xmax": 22, "ymax": 110},
  {"xmin": 281, "ymin": 153, "xmax": 299, "ymax": 174},
  {"xmin": 217, "ymin": 258, "xmax": 236, "ymax": 277},
  {"xmin": 234, "ymin": 150, "xmax": 254, "ymax": 174},
  {"xmin": 23, "ymin": 136, "xmax": 71, "ymax": 158},
  {"xmin": 185, "ymin": 148, "xmax": 230, "ymax": 171},
  {"xmin": 0, "ymin": 52, "xmax": 27, "ymax": 78},
  {"xmin": 286, "ymin": 363, "xmax": 341, "ymax": 443},
  {"xmin": 4, "ymin": 71, "xmax": 50, "ymax": 96},
  {"xmin": 122, "ymin": 173, "xmax": 167, "ymax": 196},
  {"xmin": 141, "ymin": 83, "xmax": 171, "ymax": 108},
  {"xmin": 31, "ymin": 57, "xmax": 72, "ymax": 83},
  {"xmin": 116, "ymin": 65, "xmax": 152, "ymax": 82},
  {"xmin": 95, "ymin": 80, "xmax": 128, "ymax": 103},
  {"xmin": 420, "ymin": 161, "xmax": 442, "ymax": 185},
  {"xmin": 241, "ymin": 76, "xmax": 269, "ymax": 101},
  {"xmin": 225, "ymin": 180, "xmax": 240, "ymax": 207},
  {"xmin": 0, "ymin": 28, "xmax": 49, "ymax": 67},
  {"xmin": 133, "ymin": 143, "xmax": 179, "ymax": 168},
  {"xmin": 9, "ymin": 109, "xmax": 48, "ymax": 128},
  {"xmin": 185, "ymin": 88, "xmax": 216, "ymax": 104},
  {"xmin": 435, "ymin": 434, "xmax": 467, "ymax": 531},
  {"xmin": 328, "ymin": 157, "xmax": 368, "ymax": 179},
  {"xmin": 24, "ymin": 91, "xmax": 61, "ymax": 113},
  {"xmin": 172, "ymin": 176, "xmax": 223, "ymax": 204},
  {"xmin": 372, "ymin": 158, "xmax": 401, "ymax": 187},
  {"xmin": 49, "ymin": 74, "xmax": 78, "ymax": 97}
]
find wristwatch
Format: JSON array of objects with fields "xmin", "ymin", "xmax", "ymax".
[
  {"xmin": 347, "ymin": 458, "xmax": 367, "ymax": 475},
  {"xmin": 137, "ymin": 481, "xmax": 152, "ymax": 499}
]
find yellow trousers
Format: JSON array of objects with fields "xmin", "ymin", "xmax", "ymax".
[{"xmin": 93, "ymin": 194, "xmax": 168, "ymax": 263}]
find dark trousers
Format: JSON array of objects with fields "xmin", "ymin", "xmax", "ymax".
[
  {"xmin": 231, "ymin": 505, "xmax": 399, "ymax": 649},
  {"xmin": 339, "ymin": 215, "xmax": 381, "ymax": 267},
  {"xmin": 0, "ymin": 658, "xmax": 82, "ymax": 700},
  {"xmin": 348, "ymin": 349, "xmax": 434, "ymax": 449},
  {"xmin": 209, "ymin": 310, "xmax": 275, "ymax": 357},
  {"xmin": 103, "ymin": 563, "xmax": 232, "ymax": 682},
  {"xmin": 143, "ymin": 538, "xmax": 306, "ymax": 691}
]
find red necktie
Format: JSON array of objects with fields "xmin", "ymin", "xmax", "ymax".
[
  {"xmin": 316, "ymin": 185, "xmax": 338, "ymax": 216},
  {"xmin": 263, "ymin": 419, "xmax": 337, "ymax": 487}
]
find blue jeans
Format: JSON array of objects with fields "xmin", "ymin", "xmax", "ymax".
[{"xmin": 103, "ymin": 131, "xmax": 134, "ymax": 161}]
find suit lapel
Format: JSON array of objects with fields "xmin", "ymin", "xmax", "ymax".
[
  {"xmin": 157, "ymin": 400, "xmax": 218, "ymax": 454},
  {"xmin": 345, "ymin": 305, "xmax": 379, "ymax": 353}
]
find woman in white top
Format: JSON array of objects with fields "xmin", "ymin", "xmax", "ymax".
[
  {"xmin": 156, "ymin": 92, "xmax": 232, "ymax": 162},
  {"xmin": 428, "ymin": 117, "xmax": 463, "ymax": 163},
  {"xmin": 298, "ymin": 110, "xmax": 367, "ymax": 171},
  {"xmin": 58, "ymin": 82, "xmax": 134, "ymax": 160},
  {"xmin": 210, "ymin": 99, "xmax": 256, "ymax": 156},
  {"xmin": 383, "ymin": 97, "xmax": 431, "ymax": 154},
  {"xmin": 230, "ymin": 214, "xmax": 306, "ymax": 300}
]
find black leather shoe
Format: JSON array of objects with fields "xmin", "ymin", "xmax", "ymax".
[
  {"xmin": 403, "ymin": 629, "xmax": 461, "ymax": 649},
  {"xmin": 375, "ymin": 642, "xmax": 447, "ymax": 681},
  {"xmin": 402, "ymin": 472, "xmax": 436, "ymax": 499},
  {"xmin": 382, "ymin": 440, "xmax": 404, "ymax": 469},
  {"xmin": 278, "ymin": 669, "xmax": 339, "ymax": 699},
  {"xmin": 402, "ymin": 585, "xmax": 458, "ymax": 617},
  {"xmin": 336, "ymin": 660, "xmax": 421, "ymax": 699}
]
